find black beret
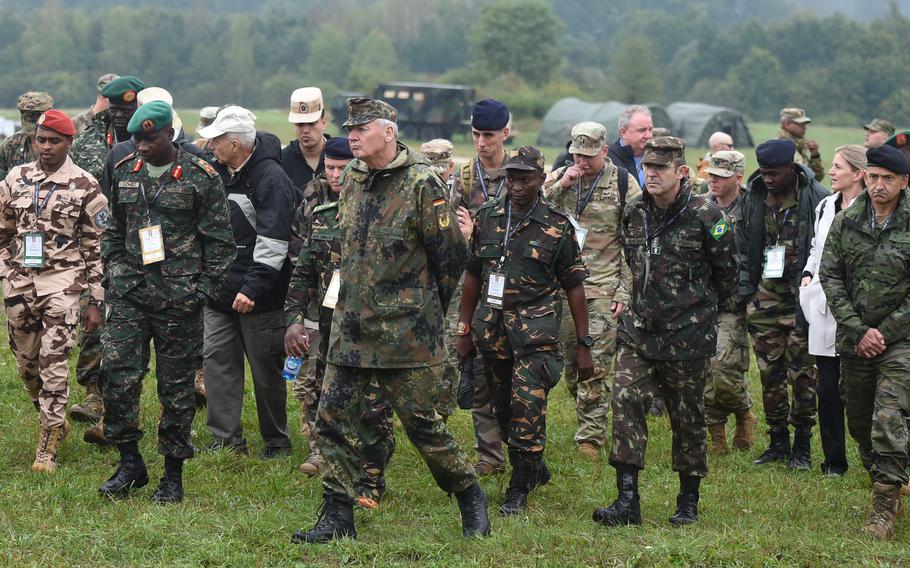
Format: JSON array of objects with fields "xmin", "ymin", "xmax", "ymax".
[
  {"xmin": 324, "ymin": 137, "xmax": 353, "ymax": 160},
  {"xmin": 867, "ymin": 144, "xmax": 910, "ymax": 175},
  {"xmin": 471, "ymin": 99, "xmax": 509, "ymax": 131},
  {"xmin": 755, "ymin": 139, "xmax": 796, "ymax": 167}
]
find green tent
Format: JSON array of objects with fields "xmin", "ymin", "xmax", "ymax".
[
  {"xmin": 537, "ymin": 97, "xmax": 673, "ymax": 147},
  {"xmin": 665, "ymin": 102, "xmax": 754, "ymax": 148}
]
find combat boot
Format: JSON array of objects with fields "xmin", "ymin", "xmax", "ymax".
[
  {"xmin": 84, "ymin": 419, "xmax": 110, "ymax": 445},
  {"xmin": 291, "ymin": 496, "xmax": 356, "ymax": 543},
  {"xmin": 299, "ymin": 452, "xmax": 323, "ymax": 477},
  {"xmin": 732, "ymin": 410, "xmax": 757, "ymax": 450},
  {"xmin": 531, "ymin": 460, "xmax": 552, "ymax": 490},
  {"xmin": 31, "ymin": 421, "xmax": 69, "ymax": 473},
  {"xmin": 708, "ymin": 424, "xmax": 729, "ymax": 455},
  {"xmin": 593, "ymin": 465, "xmax": 641, "ymax": 526},
  {"xmin": 69, "ymin": 390, "xmax": 104, "ymax": 423},
  {"xmin": 193, "ymin": 368, "xmax": 207, "ymax": 408},
  {"xmin": 500, "ymin": 463, "xmax": 533, "ymax": 515},
  {"xmin": 753, "ymin": 427, "xmax": 791, "ymax": 465},
  {"xmin": 455, "ymin": 482, "xmax": 491, "ymax": 537},
  {"xmin": 668, "ymin": 475, "xmax": 701, "ymax": 525},
  {"xmin": 860, "ymin": 483, "xmax": 902, "ymax": 540},
  {"xmin": 98, "ymin": 447, "xmax": 148, "ymax": 497},
  {"xmin": 578, "ymin": 441, "xmax": 600, "ymax": 460},
  {"xmin": 787, "ymin": 427, "xmax": 812, "ymax": 470},
  {"xmin": 151, "ymin": 475, "xmax": 184, "ymax": 504}
]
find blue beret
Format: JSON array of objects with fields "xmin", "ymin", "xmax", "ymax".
[
  {"xmin": 867, "ymin": 144, "xmax": 910, "ymax": 175},
  {"xmin": 324, "ymin": 137, "xmax": 353, "ymax": 160},
  {"xmin": 755, "ymin": 139, "xmax": 796, "ymax": 167},
  {"xmin": 471, "ymin": 99, "xmax": 509, "ymax": 131}
]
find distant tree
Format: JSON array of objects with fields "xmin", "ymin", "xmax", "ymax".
[
  {"xmin": 347, "ymin": 30, "xmax": 400, "ymax": 91},
  {"xmin": 469, "ymin": 0, "xmax": 562, "ymax": 87},
  {"xmin": 609, "ymin": 34, "xmax": 664, "ymax": 102},
  {"xmin": 304, "ymin": 25, "xmax": 353, "ymax": 87},
  {"xmin": 725, "ymin": 47, "xmax": 788, "ymax": 121}
]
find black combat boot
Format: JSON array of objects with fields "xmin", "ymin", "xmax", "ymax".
[
  {"xmin": 500, "ymin": 456, "xmax": 534, "ymax": 516},
  {"xmin": 98, "ymin": 442, "xmax": 149, "ymax": 497},
  {"xmin": 787, "ymin": 427, "xmax": 812, "ymax": 470},
  {"xmin": 668, "ymin": 474, "xmax": 700, "ymax": 525},
  {"xmin": 531, "ymin": 459, "xmax": 552, "ymax": 490},
  {"xmin": 455, "ymin": 482, "xmax": 491, "ymax": 537},
  {"xmin": 151, "ymin": 457, "xmax": 184, "ymax": 503},
  {"xmin": 593, "ymin": 465, "xmax": 641, "ymax": 526},
  {"xmin": 291, "ymin": 495, "xmax": 356, "ymax": 544},
  {"xmin": 753, "ymin": 427, "xmax": 791, "ymax": 465}
]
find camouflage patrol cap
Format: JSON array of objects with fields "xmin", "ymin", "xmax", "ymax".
[
  {"xmin": 780, "ymin": 108, "xmax": 811, "ymax": 124},
  {"xmin": 127, "ymin": 100, "xmax": 173, "ymax": 134},
  {"xmin": 17, "ymin": 91, "xmax": 54, "ymax": 112},
  {"xmin": 641, "ymin": 136, "xmax": 686, "ymax": 166},
  {"xmin": 705, "ymin": 150, "xmax": 745, "ymax": 178},
  {"xmin": 198, "ymin": 106, "xmax": 219, "ymax": 130},
  {"xmin": 651, "ymin": 127, "xmax": 672, "ymax": 138},
  {"xmin": 501, "ymin": 145, "xmax": 545, "ymax": 173},
  {"xmin": 569, "ymin": 121, "xmax": 606, "ymax": 156},
  {"xmin": 864, "ymin": 118, "xmax": 895, "ymax": 136},
  {"xmin": 343, "ymin": 97, "xmax": 397, "ymax": 128},
  {"xmin": 101, "ymin": 76, "xmax": 145, "ymax": 106},
  {"xmin": 420, "ymin": 138, "xmax": 454, "ymax": 165},
  {"xmin": 96, "ymin": 73, "xmax": 119, "ymax": 94}
]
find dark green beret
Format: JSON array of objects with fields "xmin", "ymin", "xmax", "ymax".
[
  {"xmin": 127, "ymin": 100, "xmax": 173, "ymax": 134},
  {"xmin": 101, "ymin": 76, "xmax": 145, "ymax": 105}
]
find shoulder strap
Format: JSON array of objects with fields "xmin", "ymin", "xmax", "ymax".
[
  {"xmin": 460, "ymin": 160, "xmax": 473, "ymax": 200},
  {"xmin": 616, "ymin": 164, "xmax": 629, "ymax": 210}
]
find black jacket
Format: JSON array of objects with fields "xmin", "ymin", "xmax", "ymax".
[
  {"xmin": 211, "ymin": 131, "xmax": 296, "ymax": 313},
  {"xmin": 608, "ymin": 138, "xmax": 639, "ymax": 185},
  {"xmin": 738, "ymin": 163, "xmax": 830, "ymax": 328},
  {"xmin": 280, "ymin": 135, "xmax": 329, "ymax": 203}
]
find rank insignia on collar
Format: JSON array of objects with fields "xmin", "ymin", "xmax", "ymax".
[
  {"xmin": 434, "ymin": 197, "xmax": 451, "ymax": 229},
  {"xmin": 171, "ymin": 165, "xmax": 183, "ymax": 180},
  {"xmin": 133, "ymin": 159, "xmax": 144, "ymax": 173},
  {"xmin": 106, "ymin": 130, "xmax": 113, "ymax": 146}
]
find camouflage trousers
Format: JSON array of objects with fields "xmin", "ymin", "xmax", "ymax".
[
  {"xmin": 610, "ymin": 342, "xmax": 709, "ymax": 477},
  {"xmin": 747, "ymin": 294, "xmax": 817, "ymax": 429},
  {"xmin": 102, "ymin": 296, "xmax": 201, "ymax": 459},
  {"xmin": 841, "ymin": 344, "xmax": 910, "ymax": 486},
  {"xmin": 5, "ymin": 289, "xmax": 81, "ymax": 428},
  {"xmin": 75, "ymin": 308, "xmax": 104, "ymax": 393},
  {"xmin": 292, "ymin": 321, "xmax": 320, "ymax": 413},
  {"xmin": 559, "ymin": 296, "xmax": 617, "ymax": 447},
  {"xmin": 318, "ymin": 363, "xmax": 475, "ymax": 502},
  {"xmin": 704, "ymin": 310, "xmax": 752, "ymax": 426}
]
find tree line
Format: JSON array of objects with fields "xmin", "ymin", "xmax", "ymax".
[{"xmin": 2, "ymin": 0, "xmax": 908, "ymax": 126}]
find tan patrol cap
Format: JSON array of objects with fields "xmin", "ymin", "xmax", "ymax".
[
  {"xmin": 288, "ymin": 87, "xmax": 324, "ymax": 123},
  {"xmin": 780, "ymin": 108, "xmax": 811, "ymax": 124},
  {"xmin": 421, "ymin": 138, "xmax": 453, "ymax": 162},
  {"xmin": 569, "ymin": 121, "xmax": 606, "ymax": 156},
  {"xmin": 704, "ymin": 150, "xmax": 745, "ymax": 178}
]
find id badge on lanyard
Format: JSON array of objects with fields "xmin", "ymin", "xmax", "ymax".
[
  {"xmin": 139, "ymin": 225, "xmax": 165, "ymax": 264},
  {"xmin": 568, "ymin": 215, "xmax": 588, "ymax": 251},
  {"xmin": 485, "ymin": 271, "xmax": 506, "ymax": 308},
  {"xmin": 22, "ymin": 232, "xmax": 44, "ymax": 268},
  {"xmin": 322, "ymin": 269, "xmax": 341, "ymax": 309},
  {"xmin": 763, "ymin": 245, "xmax": 786, "ymax": 279}
]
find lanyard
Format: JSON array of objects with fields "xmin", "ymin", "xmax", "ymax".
[
  {"xmin": 476, "ymin": 158, "xmax": 505, "ymax": 201},
  {"xmin": 139, "ymin": 156, "xmax": 179, "ymax": 211},
  {"xmin": 641, "ymin": 191, "xmax": 691, "ymax": 288},
  {"xmin": 575, "ymin": 166, "xmax": 605, "ymax": 218},
  {"xmin": 772, "ymin": 207, "xmax": 791, "ymax": 246},
  {"xmin": 498, "ymin": 196, "xmax": 539, "ymax": 267},
  {"xmin": 33, "ymin": 182, "xmax": 58, "ymax": 218}
]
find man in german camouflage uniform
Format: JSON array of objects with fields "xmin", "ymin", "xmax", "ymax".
[
  {"xmin": 97, "ymin": 101, "xmax": 235, "ymax": 503},
  {"xmin": 593, "ymin": 137, "xmax": 738, "ymax": 528},
  {"xmin": 703, "ymin": 151, "xmax": 757, "ymax": 453},
  {"xmin": 291, "ymin": 97, "xmax": 489, "ymax": 544},
  {"xmin": 457, "ymin": 145, "xmax": 591, "ymax": 515},
  {"xmin": 821, "ymin": 144, "xmax": 910, "ymax": 540},
  {"xmin": 72, "ymin": 73, "xmax": 119, "ymax": 134},
  {"xmin": 0, "ymin": 110, "xmax": 108, "ymax": 473},
  {"xmin": 448, "ymin": 99, "xmax": 511, "ymax": 476},
  {"xmin": 285, "ymin": 137, "xmax": 395, "ymax": 510},
  {"xmin": 544, "ymin": 121, "xmax": 641, "ymax": 460},
  {"xmin": 0, "ymin": 91, "xmax": 54, "ymax": 179},
  {"xmin": 421, "ymin": 138, "xmax": 455, "ymax": 184},
  {"xmin": 777, "ymin": 108, "xmax": 825, "ymax": 182}
]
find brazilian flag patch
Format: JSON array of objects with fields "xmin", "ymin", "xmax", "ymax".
[{"xmin": 711, "ymin": 219, "xmax": 730, "ymax": 240}]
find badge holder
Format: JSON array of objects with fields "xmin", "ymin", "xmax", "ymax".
[
  {"xmin": 568, "ymin": 215, "xmax": 588, "ymax": 251},
  {"xmin": 22, "ymin": 232, "xmax": 44, "ymax": 268},
  {"xmin": 485, "ymin": 271, "xmax": 506, "ymax": 308},
  {"xmin": 763, "ymin": 245, "xmax": 786, "ymax": 279},
  {"xmin": 140, "ymin": 225, "xmax": 166, "ymax": 265},
  {"xmin": 322, "ymin": 269, "xmax": 341, "ymax": 309}
]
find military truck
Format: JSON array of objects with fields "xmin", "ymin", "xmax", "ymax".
[{"xmin": 331, "ymin": 82, "xmax": 475, "ymax": 140}]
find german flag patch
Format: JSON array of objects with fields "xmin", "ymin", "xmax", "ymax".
[
  {"xmin": 434, "ymin": 197, "xmax": 451, "ymax": 229},
  {"xmin": 711, "ymin": 218, "xmax": 730, "ymax": 240}
]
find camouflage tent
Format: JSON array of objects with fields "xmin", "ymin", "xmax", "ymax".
[
  {"xmin": 665, "ymin": 102, "xmax": 754, "ymax": 148},
  {"xmin": 537, "ymin": 97, "xmax": 673, "ymax": 147}
]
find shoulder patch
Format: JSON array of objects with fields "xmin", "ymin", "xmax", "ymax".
[
  {"xmin": 190, "ymin": 156, "xmax": 218, "ymax": 178},
  {"xmin": 114, "ymin": 152, "xmax": 139, "ymax": 169},
  {"xmin": 434, "ymin": 197, "xmax": 451, "ymax": 229},
  {"xmin": 710, "ymin": 218, "xmax": 731, "ymax": 240},
  {"xmin": 313, "ymin": 201, "xmax": 339, "ymax": 214}
]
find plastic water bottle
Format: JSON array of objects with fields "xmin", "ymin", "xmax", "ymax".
[{"xmin": 282, "ymin": 355, "xmax": 303, "ymax": 382}]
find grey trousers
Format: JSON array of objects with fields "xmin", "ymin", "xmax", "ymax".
[{"xmin": 203, "ymin": 306, "xmax": 291, "ymax": 449}]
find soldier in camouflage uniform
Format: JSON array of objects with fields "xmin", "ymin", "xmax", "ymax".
[
  {"xmin": 292, "ymin": 98, "xmax": 489, "ymax": 544},
  {"xmin": 820, "ymin": 144, "xmax": 910, "ymax": 540},
  {"xmin": 544, "ymin": 121, "xmax": 641, "ymax": 459},
  {"xmin": 0, "ymin": 92, "xmax": 54, "ymax": 179},
  {"xmin": 0, "ymin": 110, "xmax": 107, "ymax": 473},
  {"xmin": 72, "ymin": 73, "xmax": 119, "ymax": 134},
  {"xmin": 97, "ymin": 102, "xmax": 235, "ymax": 503},
  {"xmin": 193, "ymin": 106, "xmax": 218, "ymax": 161},
  {"xmin": 702, "ymin": 151, "xmax": 757, "ymax": 454},
  {"xmin": 593, "ymin": 137, "xmax": 738, "ymax": 528},
  {"xmin": 285, "ymin": 137, "xmax": 395, "ymax": 509},
  {"xmin": 777, "ymin": 108, "xmax": 825, "ymax": 182},
  {"xmin": 457, "ymin": 145, "xmax": 590, "ymax": 515},
  {"xmin": 448, "ymin": 99, "xmax": 511, "ymax": 476}
]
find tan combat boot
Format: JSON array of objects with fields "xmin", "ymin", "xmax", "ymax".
[
  {"xmin": 194, "ymin": 368, "xmax": 207, "ymax": 408},
  {"xmin": 577, "ymin": 441, "xmax": 600, "ymax": 460},
  {"xmin": 709, "ymin": 424, "xmax": 729, "ymax": 455},
  {"xmin": 732, "ymin": 410, "xmax": 757, "ymax": 450},
  {"xmin": 860, "ymin": 482, "xmax": 902, "ymax": 540},
  {"xmin": 31, "ymin": 421, "xmax": 69, "ymax": 473},
  {"xmin": 84, "ymin": 418, "xmax": 110, "ymax": 445},
  {"xmin": 69, "ymin": 391, "xmax": 104, "ymax": 423},
  {"xmin": 299, "ymin": 452, "xmax": 323, "ymax": 477}
]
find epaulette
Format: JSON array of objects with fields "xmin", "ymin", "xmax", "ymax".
[
  {"xmin": 189, "ymin": 155, "xmax": 218, "ymax": 178},
  {"xmin": 543, "ymin": 197, "xmax": 571, "ymax": 221},
  {"xmin": 114, "ymin": 152, "xmax": 139, "ymax": 169},
  {"xmin": 477, "ymin": 194, "xmax": 503, "ymax": 212},
  {"xmin": 313, "ymin": 201, "xmax": 339, "ymax": 214}
]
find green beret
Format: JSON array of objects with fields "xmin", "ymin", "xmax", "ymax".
[
  {"xmin": 101, "ymin": 76, "xmax": 145, "ymax": 105},
  {"xmin": 127, "ymin": 100, "xmax": 173, "ymax": 134}
]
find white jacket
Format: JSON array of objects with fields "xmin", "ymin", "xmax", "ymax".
[{"xmin": 799, "ymin": 192, "xmax": 854, "ymax": 356}]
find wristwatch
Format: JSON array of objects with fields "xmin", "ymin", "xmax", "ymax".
[
  {"xmin": 456, "ymin": 321, "xmax": 472, "ymax": 336},
  {"xmin": 578, "ymin": 335, "xmax": 595, "ymax": 348}
]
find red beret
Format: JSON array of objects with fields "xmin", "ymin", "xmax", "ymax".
[{"xmin": 36, "ymin": 109, "xmax": 75, "ymax": 137}]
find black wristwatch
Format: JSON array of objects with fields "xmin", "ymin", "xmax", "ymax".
[
  {"xmin": 578, "ymin": 335, "xmax": 595, "ymax": 348},
  {"xmin": 196, "ymin": 291, "xmax": 209, "ymax": 306}
]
